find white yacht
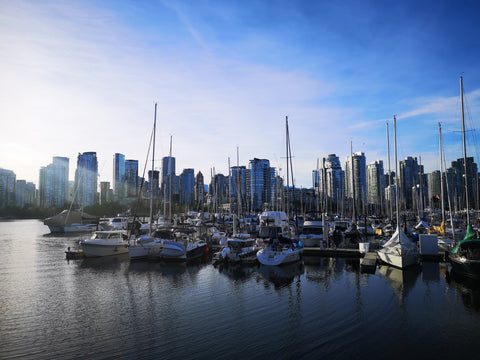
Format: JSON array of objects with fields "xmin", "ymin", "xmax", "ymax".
[
  {"xmin": 299, "ymin": 220, "xmax": 323, "ymax": 247},
  {"xmin": 217, "ymin": 234, "xmax": 259, "ymax": 264},
  {"xmin": 257, "ymin": 237, "xmax": 303, "ymax": 266},
  {"xmin": 255, "ymin": 211, "xmax": 303, "ymax": 266},
  {"xmin": 80, "ymin": 230, "xmax": 129, "ymax": 257}
]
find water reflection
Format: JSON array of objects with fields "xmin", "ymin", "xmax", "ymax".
[
  {"xmin": 215, "ymin": 263, "xmax": 257, "ymax": 282},
  {"xmin": 256, "ymin": 262, "xmax": 304, "ymax": 289},
  {"xmin": 446, "ymin": 270, "xmax": 480, "ymax": 311},
  {"xmin": 378, "ymin": 264, "xmax": 421, "ymax": 303}
]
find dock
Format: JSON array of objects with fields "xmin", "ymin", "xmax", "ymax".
[
  {"xmin": 65, "ymin": 249, "xmax": 84, "ymax": 260},
  {"xmin": 360, "ymin": 252, "xmax": 378, "ymax": 273},
  {"xmin": 303, "ymin": 247, "xmax": 362, "ymax": 258}
]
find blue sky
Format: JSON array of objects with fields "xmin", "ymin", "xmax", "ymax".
[{"xmin": 1, "ymin": 0, "xmax": 479, "ymax": 188}]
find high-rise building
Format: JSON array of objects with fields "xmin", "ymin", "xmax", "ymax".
[
  {"xmin": 148, "ymin": 170, "xmax": 160, "ymax": 199},
  {"xmin": 75, "ymin": 152, "xmax": 98, "ymax": 207},
  {"xmin": 161, "ymin": 156, "xmax": 176, "ymax": 200},
  {"xmin": 427, "ymin": 171, "xmax": 442, "ymax": 210},
  {"xmin": 449, "ymin": 157, "xmax": 478, "ymax": 210},
  {"xmin": 247, "ymin": 158, "xmax": 276, "ymax": 211},
  {"xmin": 345, "ymin": 152, "xmax": 367, "ymax": 214},
  {"xmin": 230, "ymin": 165, "xmax": 247, "ymax": 210},
  {"xmin": 39, "ymin": 156, "xmax": 69, "ymax": 208},
  {"xmin": 367, "ymin": 160, "xmax": 384, "ymax": 214},
  {"xmin": 0, "ymin": 168, "xmax": 16, "ymax": 208},
  {"xmin": 399, "ymin": 156, "xmax": 420, "ymax": 210},
  {"xmin": 195, "ymin": 171, "xmax": 205, "ymax": 206},
  {"xmin": 100, "ymin": 182, "xmax": 113, "ymax": 205},
  {"xmin": 125, "ymin": 159, "xmax": 139, "ymax": 198},
  {"xmin": 179, "ymin": 168, "xmax": 195, "ymax": 206},
  {"xmin": 323, "ymin": 154, "xmax": 344, "ymax": 213},
  {"xmin": 113, "ymin": 153, "xmax": 125, "ymax": 201}
]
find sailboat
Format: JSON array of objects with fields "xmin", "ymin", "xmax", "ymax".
[
  {"xmin": 128, "ymin": 104, "xmax": 186, "ymax": 261},
  {"xmin": 448, "ymin": 76, "xmax": 480, "ymax": 278},
  {"xmin": 377, "ymin": 115, "xmax": 419, "ymax": 268},
  {"xmin": 257, "ymin": 117, "xmax": 304, "ymax": 266}
]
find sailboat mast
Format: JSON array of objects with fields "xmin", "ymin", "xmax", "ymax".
[
  {"xmin": 386, "ymin": 122, "xmax": 393, "ymax": 220},
  {"xmin": 150, "ymin": 103, "xmax": 157, "ymax": 235},
  {"xmin": 351, "ymin": 140, "xmax": 356, "ymax": 223},
  {"xmin": 236, "ymin": 147, "xmax": 242, "ymax": 225},
  {"xmin": 438, "ymin": 123, "xmax": 445, "ymax": 223},
  {"xmin": 285, "ymin": 116, "xmax": 290, "ymax": 218},
  {"xmin": 460, "ymin": 76, "xmax": 470, "ymax": 224},
  {"xmin": 394, "ymin": 115, "xmax": 400, "ymax": 227},
  {"xmin": 168, "ymin": 135, "xmax": 173, "ymax": 221}
]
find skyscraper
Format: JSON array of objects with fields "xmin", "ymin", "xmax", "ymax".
[
  {"xmin": 39, "ymin": 156, "xmax": 69, "ymax": 208},
  {"xmin": 75, "ymin": 152, "xmax": 98, "ymax": 207},
  {"xmin": 247, "ymin": 158, "xmax": 275, "ymax": 211},
  {"xmin": 367, "ymin": 160, "xmax": 384, "ymax": 214},
  {"xmin": 179, "ymin": 168, "xmax": 195, "ymax": 206},
  {"xmin": 399, "ymin": 156, "xmax": 420, "ymax": 210},
  {"xmin": 125, "ymin": 159, "xmax": 139, "ymax": 198},
  {"xmin": 230, "ymin": 165, "xmax": 247, "ymax": 210},
  {"xmin": 345, "ymin": 152, "xmax": 367, "ymax": 214},
  {"xmin": 148, "ymin": 170, "xmax": 160, "ymax": 199},
  {"xmin": 113, "ymin": 153, "xmax": 125, "ymax": 201},
  {"xmin": 161, "ymin": 156, "xmax": 176, "ymax": 200},
  {"xmin": 0, "ymin": 168, "xmax": 16, "ymax": 208},
  {"xmin": 323, "ymin": 154, "xmax": 344, "ymax": 213},
  {"xmin": 195, "ymin": 171, "xmax": 205, "ymax": 206},
  {"xmin": 449, "ymin": 157, "xmax": 478, "ymax": 210}
]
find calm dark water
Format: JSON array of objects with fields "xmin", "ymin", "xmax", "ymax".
[{"xmin": 1, "ymin": 219, "xmax": 480, "ymax": 360}]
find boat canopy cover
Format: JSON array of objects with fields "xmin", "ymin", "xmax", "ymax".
[
  {"xmin": 415, "ymin": 219, "xmax": 431, "ymax": 229},
  {"xmin": 451, "ymin": 224, "xmax": 480, "ymax": 254},
  {"xmin": 44, "ymin": 210, "xmax": 98, "ymax": 226},
  {"xmin": 382, "ymin": 226, "xmax": 417, "ymax": 250},
  {"xmin": 259, "ymin": 211, "xmax": 288, "ymax": 227}
]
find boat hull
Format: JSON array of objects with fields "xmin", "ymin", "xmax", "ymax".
[
  {"xmin": 48, "ymin": 224, "xmax": 99, "ymax": 233},
  {"xmin": 80, "ymin": 243, "xmax": 129, "ymax": 257},
  {"xmin": 128, "ymin": 242, "xmax": 164, "ymax": 260},
  {"xmin": 449, "ymin": 257, "xmax": 480, "ymax": 279},
  {"xmin": 377, "ymin": 250, "xmax": 419, "ymax": 269},
  {"xmin": 257, "ymin": 248, "xmax": 303, "ymax": 266},
  {"xmin": 149, "ymin": 240, "xmax": 186, "ymax": 261}
]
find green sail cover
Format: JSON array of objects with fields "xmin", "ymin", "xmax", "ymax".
[
  {"xmin": 463, "ymin": 224, "xmax": 478, "ymax": 241},
  {"xmin": 451, "ymin": 224, "xmax": 479, "ymax": 254}
]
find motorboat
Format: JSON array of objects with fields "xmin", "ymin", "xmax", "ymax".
[
  {"xmin": 257, "ymin": 236, "xmax": 303, "ymax": 266},
  {"xmin": 128, "ymin": 234, "xmax": 164, "ymax": 260},
  {"xmin": 216, "ymin": 234, "xmax": 259, "ymax": 264},
  {"xmin": 80, "ymin": 230, "xmax": 129, "ymax": 257},
  {"xmin": 299, "ymin": 220, "xmax": 323, "ymax": 247}
]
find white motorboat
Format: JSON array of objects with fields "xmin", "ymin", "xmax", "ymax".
[
  {"xmin": 80, "ymin": 230, "xmax": 129, "ymax": 257},
  {"xmin": 128, "ymin": 235, "xmax": 164, "ymax": 259},
  {"xmin": 257, "ymin": 237, "xmax": 303, "ymax": 266},
  {"xmin": 299, "ymin": 220, "xmax": 323, "ymax": 247},
  {"xmin": 217, "ymin": 234, "xmax": 259, "ymax": 264},
  {"xmin": 150, "ymin": 239, "xmax": 187, "ymax": 261}
]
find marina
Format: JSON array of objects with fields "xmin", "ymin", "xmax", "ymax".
[{"xmin": 2, "ymin": 219, "xmax": 480, "ymax": 360}]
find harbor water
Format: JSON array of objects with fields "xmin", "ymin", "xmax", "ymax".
[{"xmin": 1, "ymin": 219, "xmax": 480, "ymax": 359}]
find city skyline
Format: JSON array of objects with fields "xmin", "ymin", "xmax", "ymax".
[{"xmin": 1, "ymin": 1, "xmax": 480, "ymax": 188}]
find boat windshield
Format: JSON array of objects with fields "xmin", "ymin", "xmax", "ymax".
[
  {"xmin": 258, "ymin": 227, "xmax": 280, "ymax": 239},
  {"xmin": 303, "ymin": 228, "xmax": 322, "ymax": 235}
]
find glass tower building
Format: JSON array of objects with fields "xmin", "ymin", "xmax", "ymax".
[{"xmin": 75, "ymin": 152, "xmax": 98, "ymax": 207}]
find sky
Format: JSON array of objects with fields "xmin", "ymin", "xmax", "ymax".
[{"xmin": 1, "ymin": 0, "xmax": 480, "ymax": 189}]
